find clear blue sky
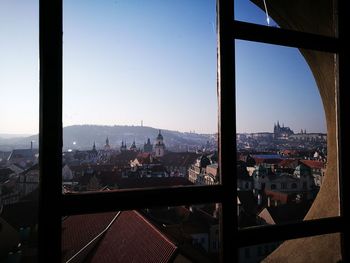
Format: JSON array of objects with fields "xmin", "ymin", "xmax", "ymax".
[{"xmin": 0, "ymin": 0, "xmax": 326, "ymax": 135}]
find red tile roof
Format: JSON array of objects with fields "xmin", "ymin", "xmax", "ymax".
[
  {"xmin": 62, "ymin": 211, "xmax": 178, "ymax": 263},
  {"xmin": 160, "ymin": 152, "xmax": 200, "ymax": 167},
  {"xmin": 278, "ymin": 159, "xmax": 298, "ymax": 168},
  {"xmin": 88, "ymin": 211, "xmax": 177, "ymax": 263},
  {"xmin": 299, "ymin": 160, "xmax": 325, "ymax": 169},
  {"xmin": 62, "ymin": 212, "xmax": 118, "ymax": 262},
  {"xmin": 264, "ymin": 190, "xmax": 289, "ymax": 204}
]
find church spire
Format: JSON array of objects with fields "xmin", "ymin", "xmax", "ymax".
[{"xmin": 93, "ymin": 141, "xmax": 96, "ymax": 151}]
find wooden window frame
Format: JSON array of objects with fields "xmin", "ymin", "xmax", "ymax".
[{"xmin": 38, "ymin": 0, "xmax": 348, "ymax": 262}]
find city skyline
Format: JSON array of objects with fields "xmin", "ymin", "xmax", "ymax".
[{"xmin": 1, "ymin": 0, "xmax": 326, "ymax": 135}]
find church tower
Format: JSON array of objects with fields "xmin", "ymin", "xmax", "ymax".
[
  {"xmin": 144, "ymin": 138, "xmax": 153, "ymax": 153},
  {"xmin": 130, "ymin": 140, "xmax": 137, "ymax": 152},
  {"xmin": 154, "ymin": 130, "xmax": 165, "ymax": 157},
  {"xmin": 104, "ymin": 137, "xmax": 111, "ymax": 150},
  {"xmin": 120, "ymin": 140, "xmax": 127, "ymax": 152}
]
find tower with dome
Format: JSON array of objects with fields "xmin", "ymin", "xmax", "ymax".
[{"xmin": 154, "ymin": 130, "xmax": 165, "ymax": 157}]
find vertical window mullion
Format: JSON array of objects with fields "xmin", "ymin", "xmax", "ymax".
[
  {"xmin": 218, "ymin": 0, "xmax": 236, "ymax": 262},
  {"xmin": 39, "ymin": 0, "xmax": 63, "ymax": 262}
]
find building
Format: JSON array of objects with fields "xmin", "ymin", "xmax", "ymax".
[
  {"xmin": 160, "ymin": 152, "xmax": 200, "ymax": 177},
  {"xmin": 154, "ymin": 130, "xmax": 166, "ymax": 157},
  {"xmin": 273, "ymin": 121, "xmax": 294, "ymax": 140},
  {"xmin": 7, "ymin": 146, "xmax": 38, "ymax": 169},
  {"xmin": 104, "ymin": 137, "xmax": 111, "ymax": 151},
  {"xmin": 252, "ymin": 164, "xmax": 316, "ymax": 202},
  {"xmin": 143, "ymin": 138, "xmax": 153, "ymax": 153},
  {"xmin": 289, "ymin": 132, "xmax": 327, "ymax": 142},
  {"xmin": 18, "ymin": 164, "xmax": 39, "ymax": 197},
  {"xmin": 120, "ymin": 141, "xmax": 127, "ymax": 152},
  {"xmin": 299, "ymin": 160, "xmax": 326, "ymax": 187},
  {"xmin": 129, "ymin": 140, "xmax": 137, "ymax": 152},
  {"xmin": 188, "ymin": 155, "xmax": 219, "ymax": 185},
  {"xmin": 237, "ymin": 161, "xmax": 254, "ymax": 190}
]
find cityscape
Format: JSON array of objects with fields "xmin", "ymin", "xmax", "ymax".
[
  {"xmin": 0, "ymin": 121, "xmax": 327, "ymax": 262},
  {"xmin": 1, "ymin": 1, "xmax": 332, "ymax": 262}
]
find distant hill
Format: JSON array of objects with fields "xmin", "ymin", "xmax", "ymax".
[{"xmin": 0, "ymin": 125, "xmax": 216, "ymax": 152}]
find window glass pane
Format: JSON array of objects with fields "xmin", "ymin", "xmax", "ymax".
[
  {"xmin": 236, "ymin": 40, "xmax": 338, "ymax": 228},
  {"xmin": 234, "ymin": 0, "xmax": 337, "ymax": 37},
  {"xmin": 62, "ymin": 0, "xmax": 219, "ymax": 192},
  {"xmin": 62, "ymin": 204, "xmax": 221, "ymax": 262},
  {"xmin": 0, "ymin": 0, "xmax": 39, "ymax": 261}
]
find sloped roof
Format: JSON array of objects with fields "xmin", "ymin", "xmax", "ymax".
[
  {"xmin": 62, "ymin": 212, "xmax": 118, "ymax": 262},
  {"xmin": 259, "ymin": 202, "xmax": 312, "ymax": 225},
  {"xmin": 7, "ymin": 149, "xmax": 38, "ymax": 161},
  {"xmin": 278, "ymin": 159, "xmax": 298, "ymax": 167},
  {"xmin": 299, "ymin": 160, "xmax": 325, "ymax": 170},
  {"xmin": 160, "ymin": 152, "xmax": 200, "ymax": 167},
  {"xmin": 109, "ymin": 151, "xmax": 139, "ymax": 165},
  {"xmin": 264, "ymin": 189, "xmax": 289, "ymax": 204},
  {"xmin": 62, "ymin": 211, "xmax": 178, "ymax": 263},
  {"xmin": 87, "ymin": 211, "xmax": 177, "ymax": 263}
]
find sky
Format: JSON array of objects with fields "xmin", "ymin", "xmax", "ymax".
[{"xmin": 0, "ymin": 0, "xmax": 326, "ymax": 135}]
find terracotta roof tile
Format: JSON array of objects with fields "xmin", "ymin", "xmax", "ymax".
[
  {"xmin": 88, "ymin": 211, "xmax": 177, "ymax": 263},
  {"xmin": 62, "ymin": 212, "xmax": 118, "ymax": 262},
  {"xmin": 299, "ymin": 160, "xmax": 325, "ymax": 169}
]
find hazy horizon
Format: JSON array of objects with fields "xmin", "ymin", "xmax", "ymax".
[{"xmin": 0, "ymin": 122, "xmax": 327, "ymax": 139}]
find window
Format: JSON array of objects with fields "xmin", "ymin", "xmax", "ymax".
[
  {"xmin": 37, "ymin": 0, "xmax": 348, "ymax": 262},
  {"xmin": 1, "ymin": 1, "xmax": 39, "ymax": 261},
  {"xmin": 271, "ymin": 184, "xmax": 276, "ymax": 190}
]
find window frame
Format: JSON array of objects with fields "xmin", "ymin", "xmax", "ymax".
[{"xmin": 38, "ymin": 0, "xmax": 347, "ymax": 262}]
